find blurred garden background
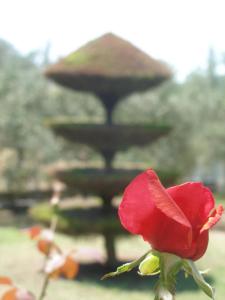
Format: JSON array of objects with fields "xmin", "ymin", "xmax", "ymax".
[{"xmin": 0, "ymin": 0, "xmax": 225, "ymax": 299}]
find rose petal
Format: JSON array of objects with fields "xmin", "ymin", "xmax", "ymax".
[
  {"xmin": 167, "ymin": 182, "xmax": 215, "ymax": 230},
  {"xmin": 166, "ymin": 182, "xmax": 222, "ymax": 260},
  {"xmin": 200, "ymin": 205, "xmax": 224, "ymax": 233},
  {"xmin": 146, "ymin": 170, "xmax": 191, "ymax": 228},
  {"xmin": 191, "ymin": 230, "xmax": 209, "ymax": 261},
  {"xmin": 119, "ymin": 169, "xmax": 192, "ymax": 254}
]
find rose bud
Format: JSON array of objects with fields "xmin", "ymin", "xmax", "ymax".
[{"xmin": 119, "ymin": 169, "xmax": 224, "ymax": 260}]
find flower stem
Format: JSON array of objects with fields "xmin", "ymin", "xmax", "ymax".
[{"xmin": 154, "ymin": 253, "xmax": 181, "ymax": 300}]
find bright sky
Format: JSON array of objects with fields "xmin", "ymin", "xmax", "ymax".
[{"xmin": 0, "ymin": 0, "xmax": 225, "ymax": 80}]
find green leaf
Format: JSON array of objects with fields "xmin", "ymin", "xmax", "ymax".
[
  {"xmin": 183, "ymin": 260, "xmax": 215, "ymax": 299},
  {"xmin": 101, "ymin": 250, "xmax": 151, "ymax": 280}
]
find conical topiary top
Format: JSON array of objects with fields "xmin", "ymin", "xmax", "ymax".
[{"xmin": 45, "ymin": 33, "xmax": 172, "ymax": 98}]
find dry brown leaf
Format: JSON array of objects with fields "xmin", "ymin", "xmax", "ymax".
[
  {"xmin": 2, "ymin": 288, "xmax": 17, "ymax": 300},
  {"xmin": 25, "ymin": 226, "xmax": 42, "ymax": 240},
  {"xmin": 0, "ymin": 277, "xmax": 13, "ymax": 285},
  {"xmin": 61, "ymin": 256, "xmax": 79, "ymax": 279}
]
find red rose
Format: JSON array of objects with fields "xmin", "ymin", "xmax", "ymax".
[{"xmin": 119, "ymin": 169, "xmax": 223, "ymax": 260}]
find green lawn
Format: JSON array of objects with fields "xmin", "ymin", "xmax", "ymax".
[{"xmin": 0, "ymin": 226, "xmax": 225, "ymax": 300}]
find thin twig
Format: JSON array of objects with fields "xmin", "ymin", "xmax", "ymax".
[
  {"xmin": 50, "ymin": 215, "xmax": 58, "ymax": 233},
  {"xmin": 38, "ymin": 188, "xmax": 61, "ymax": 300},
  {"xmin": 38, "ymin": 275, "xmax": 50, "ymax": 300}
]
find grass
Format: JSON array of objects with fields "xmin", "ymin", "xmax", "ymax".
[{"xmin": 0, "ymin": 226, "xmax": 225, "ymax": 300}]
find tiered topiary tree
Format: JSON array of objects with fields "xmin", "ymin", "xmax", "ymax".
[{"xmin": 33, "ymin": 33, "xmax": 176, "ymax": 266}]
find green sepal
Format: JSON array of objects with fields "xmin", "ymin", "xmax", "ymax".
[
  {"xmin": 138, "ymin": 269, "xmax": 160, "ymax": 277},
  {"xmin": 183, "ymin": 259, "xmax": 215, "ymax": 300},
  {"xmin": 138, "ymin": 253, "xmax": 160, "ymax": 276},
  {"xmin": 101, "ymin": 250, "xmax": 151, "ymax": 280}
]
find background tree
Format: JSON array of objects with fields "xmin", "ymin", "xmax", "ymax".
[{"xmin": 0, "ymin": 40, "xmax": 224, "ymax": 191}]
